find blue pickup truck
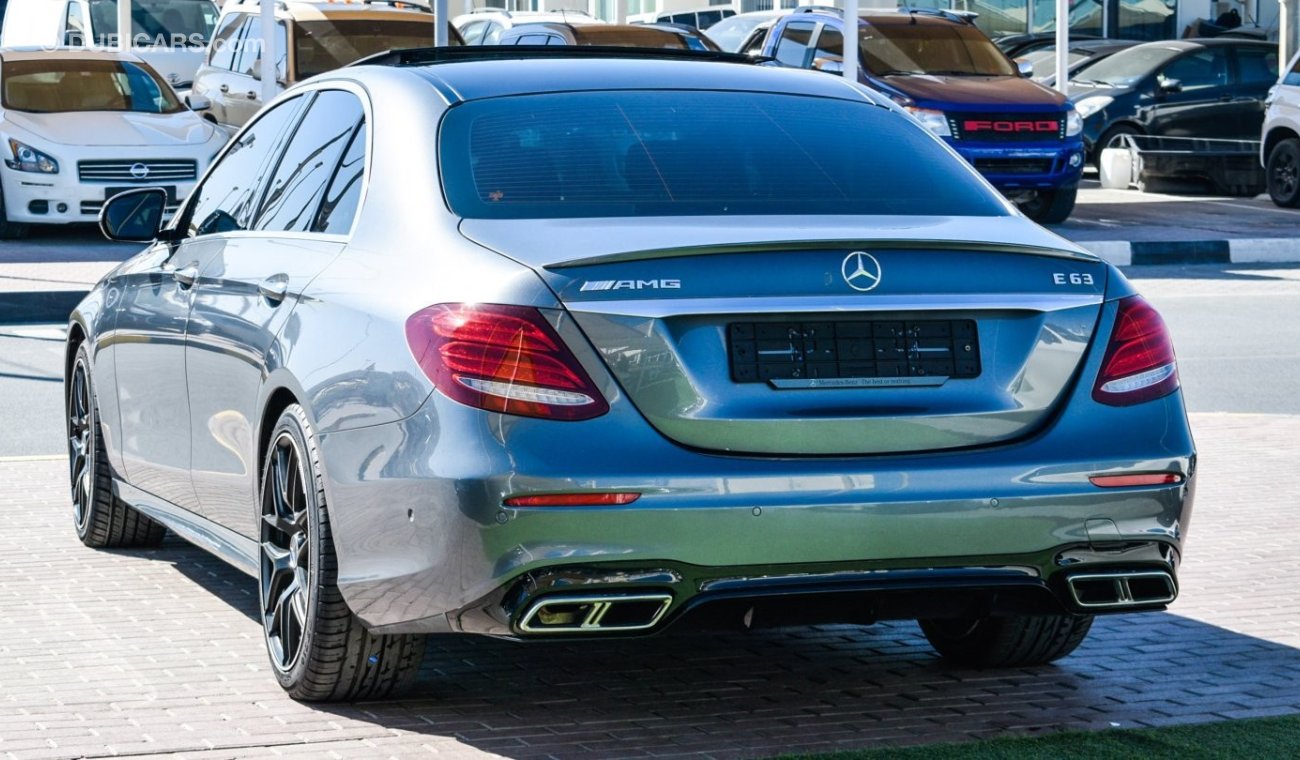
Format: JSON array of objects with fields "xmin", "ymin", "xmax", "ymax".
[{"xmin": 744, "ymin": 8, "xmax": 1085, "ymax": 223}]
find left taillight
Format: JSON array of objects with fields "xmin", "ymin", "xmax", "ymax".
[
  {"xmin": 1092, "ymin": 296, "xmax": 1179, "ymax": 407},
  {"xmin": 405, "ymin": 303, "xmax": 609, "ymax": 421}
]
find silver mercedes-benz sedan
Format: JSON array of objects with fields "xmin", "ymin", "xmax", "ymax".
[{"xmin": 71, "ymin": 48, "xmax": 1195, "ymax": 701}]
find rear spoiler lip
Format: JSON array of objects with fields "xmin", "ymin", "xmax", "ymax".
[{"xmin": 545, "ymin": 239, "xmax": 1099, "ymax": 271}]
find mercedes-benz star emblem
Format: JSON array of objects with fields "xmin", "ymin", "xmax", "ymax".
[
  {"xmin": 841, "ymin": 251, "xmax": 882, "ymax": 292},
  {"xmin": 130, "ymin": 163, "xmax": 150, "ymax": 180}
]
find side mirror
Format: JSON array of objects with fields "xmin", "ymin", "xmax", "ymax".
[
  {"xmin": 99, "ymin": 188, "xmax": 169, "ymax": 243},
  {"xmin": 813, "ymin": 57, "xmax": 845, "ymax": 74},
  {"xmin": 1158, "ymin": 77, "xmax": 1183, "ymax": 94},
  {"xmin": 187, "ymin": 92, "xmax": 211, "ymax": 111},
  {"xmin": 1016, "ymin": 58, "xmax": 1034, "ymax": 78}
]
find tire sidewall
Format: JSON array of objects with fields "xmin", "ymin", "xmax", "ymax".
[
  {"xmin": 260, "ymin": 406, "xmax": 328, "ymax": 692},
  {"xmin": 1267, "ymin": 139, "xmax": 1300, "ymax": 207},
  {"xmin": 70, "ymin": 344, "xmax": 98, "ymax": 542}
]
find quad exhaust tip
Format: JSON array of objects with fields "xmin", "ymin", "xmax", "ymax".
[
  {"xmin": 518, "ymin": 593, "xmax": 673, "ymax": 634},
  {"xmin": 1066, "ymin": 571, "xmax": 1177, "ymax": 609}
]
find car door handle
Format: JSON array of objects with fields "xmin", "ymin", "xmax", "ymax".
[
  {"xmin": 173, "ymin": 264, "xmax": 199, "ymax": 289},
  {"xmin": 246, "ymin": 91, "xmax": 258, "ymax": 99},
  {"xmin": 258, "ymin": 274, "xmax": 289, "ymax": 304},
  {"xmin": 219, "ymin": 83, "xmax": 230, "ymax": 94}
]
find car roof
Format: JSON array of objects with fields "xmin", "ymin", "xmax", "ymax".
[
  {"xmin": 357, "ymin": 52, "xmax": 886, "ymax": 105},
  {"xmin": 0, "ymin": 47, "xmax": 145, "ymax": 64}
]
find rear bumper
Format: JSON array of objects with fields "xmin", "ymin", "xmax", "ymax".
[
  {"xmin": 317, "ymin": 383, "xmax": 1196, "ymax": 635},
  {"xmin": 948, "ymin": 140, "xmax": 1086, "ymax": 191}
]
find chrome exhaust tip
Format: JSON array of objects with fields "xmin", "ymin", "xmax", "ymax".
[
  {"xmin": 518, "ymin": 593, "xmax": 673, "ymax": 634},
  {"xmin": 1066, "ymin": 570, "xmax": 1177, "ymax": 609}
]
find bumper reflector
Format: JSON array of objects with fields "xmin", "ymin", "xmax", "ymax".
[
  {"xmin": 1088, "ymin": 472, "xmax": 1183, "ymax": 488},
  {"xmin": 505, "ymin": 492, "xmax": 641, "ymax": 507}
]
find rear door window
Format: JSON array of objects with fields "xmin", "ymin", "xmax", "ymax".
[
  {"xmin": 254, "ymin": 90, "xmax": 365, "ymax": 233},
  {"xmin": 314, "ymin": 119, "xmax": 367, "ymax": 234},
  {"xmin": 1235, "ymin": 46, "xmax": 1279, "ymax": 86}
]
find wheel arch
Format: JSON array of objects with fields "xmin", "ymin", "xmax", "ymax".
[
  {"xmin": 257, "ymin": 384, "xmax": 304, "ymax": 486},
  {"xmin": 1263, "ymin": 126, "xmax": 1299, "ymax": 165}
]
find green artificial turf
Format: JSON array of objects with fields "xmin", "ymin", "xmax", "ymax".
[{"xmin": 785, "ymin": 714, "xmax": 1300, "ymax": 759}]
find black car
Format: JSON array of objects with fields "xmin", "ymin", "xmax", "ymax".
[{"xmin": 1068, "ymin": 38, "xmax": 1280, "ymax": 161}]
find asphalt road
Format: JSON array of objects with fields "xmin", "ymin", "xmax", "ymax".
[{"xmin": 1, "ymin": 262, "xmax": 1296, "ymax": 458}]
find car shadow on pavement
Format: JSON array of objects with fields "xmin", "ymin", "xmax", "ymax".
[{"xmin": 148, "ymin": 534, "xmax": 1300, "ymax": 756}]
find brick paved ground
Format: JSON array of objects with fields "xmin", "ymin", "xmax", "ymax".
[{"xmin": 2, "ymin": 412, "xmax": 1298, "ymax": 760}]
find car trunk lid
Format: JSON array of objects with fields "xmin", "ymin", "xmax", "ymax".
[{"xmin": 460, "ymin": 216, "xmax": 1107, "ymax": 456}]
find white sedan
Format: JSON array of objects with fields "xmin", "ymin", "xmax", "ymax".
[{"xmin": 0, "ymin": 49, "xmax": 227, "ymax": 239}]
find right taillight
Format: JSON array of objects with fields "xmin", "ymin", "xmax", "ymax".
[
  {"xmin": 1092, "ymin": 296, "xmax": 1179, "ymax": 406},
  {"xmin": 405, "ymin": 303, "xmax": 609, "ymax": 421}
]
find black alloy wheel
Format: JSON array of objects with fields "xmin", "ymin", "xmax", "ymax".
[
  {"xmin": 68, "ymin": 355, "xmax": 94, "ymax": 536},
  {"xmin": 1267, "ymin": 138, "xmax": 1300, "ymax": 208},
  {"xmin": 260, "ymin": 430, "xmax": 312, "ymax": 675},
  {"xmin": 67, "ymin": 343, "xmax": 165, "ymax": 548},
  {"xmin": 258, "ymin": 404, "xmax": 426, "ymax": 701}
]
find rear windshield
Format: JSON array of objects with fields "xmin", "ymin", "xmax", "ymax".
[
  {"xmin": 440, "ymin": 90, "xmax": 1008, "ymax": 219},
  {"xmin": 295, "ymin": 19, "xmax": 453, "ymax": 79},
  {"xmin": 1, "ymin": 59, "xmax": 183, "ymax": 113}
]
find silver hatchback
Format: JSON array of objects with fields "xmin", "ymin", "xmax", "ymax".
[{"xmin": 74, "ymin": 48, "xmax": 1195, "ymax": 701}]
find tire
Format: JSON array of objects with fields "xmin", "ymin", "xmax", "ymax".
[
  {"xmin": 67, "ymin": 342, "xmax": 166, "ymax": 548},
  {"xmin": 0, "ymin": 181, "xmax": 30, "ymax": 240},
  {"xmin": 919, "ymin": 613, "xmax": 1094, "ymax": 667},
  {"xmin": 1266, "ymin": 138, "xmax": 1300, "ymax": 208},
  {"xmin": 1094, "ymin": 124, "xmax": 1141, "ymax": 169},
  {"xmin": 1019, "ymin": 185, "xmax": 1077, "ymax": 224},
  {"xmin": 258, "ymin": 404, "xmax": 426, "ymax": 701}
]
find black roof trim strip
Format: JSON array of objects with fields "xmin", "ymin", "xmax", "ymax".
[{"xmin": 350, "ymin": 45, "xmax": 762, "ymax": 69}]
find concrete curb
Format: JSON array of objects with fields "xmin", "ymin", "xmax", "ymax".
[
  {"xmin": 1075, "ymin": 238, "xmax": 1299, "ymax": 267},
  {"xmin": 0, "ymin": 291, "xmax": 84, "ymax": 324}
]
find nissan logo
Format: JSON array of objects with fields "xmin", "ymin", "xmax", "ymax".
[
  {"xmin": 841, "ymin": 251, "xmax": 882, "ymax": 292},
  {"xmin": 130, "ymin": 163, "xmax": 150, "ymax": 180}
]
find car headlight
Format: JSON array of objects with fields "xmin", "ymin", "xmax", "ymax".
[
  {"xmin": 5, "ymin": 139, "xmax": 59, "ymax": 174},
  {"xmin": 1066, "ymin": 108, "xmax": 1083, "ymax": 137},
  {"xmin": 1073, "ymin": 95, "xmax": 1112, "ymax": 121},
  {"xmin": 906, "ymin": 107, "xmax": 952, "ymax": 137}
]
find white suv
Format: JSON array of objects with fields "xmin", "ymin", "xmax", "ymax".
[{"xmin": 1262, "ymin": 50, "xmax": 1300, "ymax": 207}]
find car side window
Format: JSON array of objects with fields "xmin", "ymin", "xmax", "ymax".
[
  {"xmin": 1236, "ymin": 46, "xmax": 1279, "ymax": 86},
  {"xmin": 811, "ymin": 25, "xmax": 843, "ymax": 65},
  {"xmin": 254, "ymin": 90, "xmax": 365, "ymax": 233},
  {"xmin": 314, "ymin": 119, "xmax": 367, "ymax": 234},
  {"xmin": 64, "ymin": 2, "xmax": 86, "ymax": 46},
  {"xmin": 739, "ymin": 28, "xmax": 766, "ymax": 57},
  {"xmin": 185, "ymin": 96, "xmax": 305, "ymax": 238},
  {"xmin": 774, "ymin": 21, "xmax": 816, "ymax": 68},
  {"xmin": 482, "ymin": 22, "xmax": 504, "ymax": 44},
  {"xmin": 209, "ymin": 14, "xmax": 244, "ymax": 69},
  {"xmin": 460, "ymin": 19, "xmax": 487, "ymax": 45},
  {"xmin": 1159, "ymin": 48, "xmax": 1229, "ymax": 91},
  {"xmin": 234, "ymin": 19, "xmax": 288, "ymax": 81}
]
